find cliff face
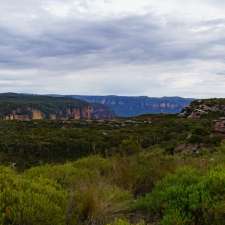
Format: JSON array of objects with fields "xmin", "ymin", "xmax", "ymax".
[
  {"xmin": 3, "ymin": 106, "xmax": 93, "ymax": 121},
  {"xmin": 91, "ymin": 104, "xmax": 115, "ymax": 120},
  {"xmin": 0, "ymin": 93, "xmax": 114, "ymax": 121},
  {"xmin": 71, "ymin": 95, "xmax": 193, "ymax": 117},
  {"xmin": 3, "ymin": 105, "xmax": 114, "ymax": 121}
]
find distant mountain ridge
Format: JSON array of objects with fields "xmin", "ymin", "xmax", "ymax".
[
  {"xmin": 0, "ymin": 93, "xmax": 114, "ymax": 120},
  {"xmin": 69, "ymin": 95, "xmax": 194, "ymax": 117}
]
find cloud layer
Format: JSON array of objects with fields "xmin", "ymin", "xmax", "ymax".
[{"xmin": 0, "ymin": 0, "xmax": 225, "ymax": 97}]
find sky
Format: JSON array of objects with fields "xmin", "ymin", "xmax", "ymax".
[{"xmin": 1, "ymin": 0, "xmax": 225, "ymax": 98}]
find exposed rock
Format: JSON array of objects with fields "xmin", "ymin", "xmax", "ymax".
[
  {"xmin": 32, "ymin": 110, "xmax": 44, "ymax": 120},
  {"xmin": 180, "ymin": 99, "xmax": 225, "ymax": 119},
  {"xmin": 187, "ymin": 109, "xmax": 208, "ymax": 119},
  {"xmin": 214, "ymin": 117, "xmax": 225, "ymax": 133},
  {"xmin": 2, "ymin": 106, "xmax": 111, "ymax": 121},
  {"xmin": 174, "ymin": 143, "xmax": 202, "ymax": 155}
]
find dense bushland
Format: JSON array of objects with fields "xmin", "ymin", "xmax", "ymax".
[{"xmin": 0, "ymin": 115, "xmax": 221, "ymax": 169}]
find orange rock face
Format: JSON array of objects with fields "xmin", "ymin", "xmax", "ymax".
[
  {"xmin": 32, "ymin": 110, "xmax": 43, "ymax": 120},
  {"xmin": 2, "ymin": 105, "xmax": 113, "ymax": 121}
]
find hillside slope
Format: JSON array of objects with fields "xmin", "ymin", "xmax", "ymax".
[{"xmin": 70, "ymin": 95, "xmax": 194, "ymax": 117}]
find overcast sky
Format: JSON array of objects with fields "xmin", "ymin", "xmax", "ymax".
[{"xmin": 1, "ymin": 0, "xmax": 225, "ymax": 97}]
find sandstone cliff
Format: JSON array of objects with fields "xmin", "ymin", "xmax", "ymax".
[{"xmin": 0, "ymin": 93, "xmax": 114, "ymax": 121}]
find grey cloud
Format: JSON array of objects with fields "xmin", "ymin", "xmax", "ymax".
[
  {"xmin": 0, "ymin": 15, "xmax": 208, "ymax": 71},
  {"xmin": 0, "ymin": 0, "xmax": 225, "ymax": 97}
]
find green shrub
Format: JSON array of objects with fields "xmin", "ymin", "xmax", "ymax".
[
  {"xmin": 0, "ymin": 166, "xmax": 67, "ymax": 225},
  {"xmin": 107, "ymin": 218, "xmax": 145, "ymax": 225},
  {"xmin": 67, "ymin": 182, "xmax": 132, "ymax": 225},
  {"xmin": 25, "ymin": 155, "xmax": 113, "ymax": 189},
  {"xmin": 135, "ymin": 166, "xmax": 225, "ymax": 225},
  {"xmin": 72, "ymin": 155, "xmax": 113, "ymax": 177},
  {"xmin": 119, "ymin": 138, "xmax": 140, "ymax": 155},
  {"xmin": 111, "ymin": 150, "xmax": 177, "ymax": 195},
  {"xmin": 160, "ymin": 210, "xmax": 189, "ymax": 225}
]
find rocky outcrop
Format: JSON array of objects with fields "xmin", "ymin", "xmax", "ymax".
[
  {"xmin": 214, "ymin": 117, "xmax": 225, "ymax": 133},
  {"xmin": 180, "ymin": 99, "xmax": 225, "ymax": 119},
  {"xmin": 70, "ymin": 95, "xmax": 193, "ymax": 117}
]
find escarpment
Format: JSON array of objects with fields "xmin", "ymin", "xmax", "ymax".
[
  {"xmin": 2, "ymin": 106, "xmax": 94, "ymax": 120},
  {"xmin": 0, "ymin": 93, "xmax": 114, "ymax": 121}
]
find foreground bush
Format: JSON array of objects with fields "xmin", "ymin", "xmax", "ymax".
[
  {"xmin": 25, "ymin": 155, "xmax": 113, "ymax": 189},
  {"xmin": 3, "ymin": 152, "xmax": 225, "ymax": 225},
  {"xmin": 135, "ymin": 167, "xmax": 225, "ymax": 225},
  {"xmin": 1, "ymin": 156, "xmax": 134, "ymax": 225},
  {"xmin": 67, "ymin": 182, "xmax": 132, "ymax": 225},
  {"xmin": 0, "ymin": 167, "xmax": 67, "ymax": 225},
  {"xmin": 111, "ymin": 150, "xmax": 177, "ymax": 196}
]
